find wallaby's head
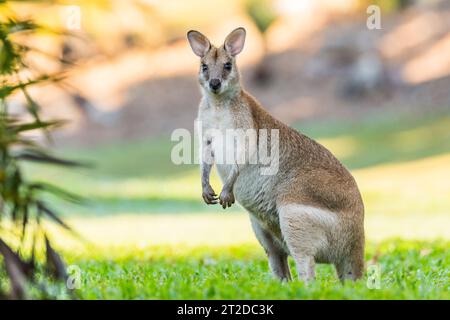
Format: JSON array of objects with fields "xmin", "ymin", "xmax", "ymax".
[{"xmin": 187, "ymin": 27, "xmax": 246, "ymax": 96}]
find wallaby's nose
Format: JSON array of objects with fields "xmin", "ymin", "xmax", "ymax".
[{"xmin": 209, "ymin": 79, "xmax": 221, "ymax": 92}]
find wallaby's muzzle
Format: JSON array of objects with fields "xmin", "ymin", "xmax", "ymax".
[{"xmin": 209, "ymin": 79, "xmax": 221, "ymax": 93}]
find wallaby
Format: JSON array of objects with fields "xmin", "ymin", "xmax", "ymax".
[{"xmin": 187, "ymin": 27, "xmax": 365, "ymax": 282}]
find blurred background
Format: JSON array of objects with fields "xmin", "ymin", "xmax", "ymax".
[{"xmin": 4, "ymin": 0, "xmax": 450, "ymax": 250}]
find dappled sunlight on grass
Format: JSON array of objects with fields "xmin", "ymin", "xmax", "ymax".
[
  {"xmin": 355, "ymin": 153, "xmax": 450, "ymax": 216},
  {"xmin": 28, "ymin": 147, "xmax": 449, "ymax": 259},
  {"xmin": 365, "ymin": 213, "xmax": 449, "ymax": 241},
  {"xmin": 29, "ymin": 152, "xmax": 450, "ymax": 217},
  {"xmin": 316, "ymin": 136, "xmax": 358, "ymax": 159},
  {"xmin": 22, "ymin": 112, "xmax": 450, "ymax": 246},
  {"xmin": 44, "ymin": 209, "xmax": 449, "ymax": 252},
  {"xmin": 308, "ymin": 113, "xmax": 450, "ymax": 169},
  {"xmin": 47, "ymin": 212, "xmax": 253, "ymax": 250}
]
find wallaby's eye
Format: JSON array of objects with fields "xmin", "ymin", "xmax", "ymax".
[
  {"xmin": 201, "ymin": 63, "xmax": 208, "ymax": 72},
  {"xmin": 224, "ymin": 62, "xmax": 232, "ymax": 71}
]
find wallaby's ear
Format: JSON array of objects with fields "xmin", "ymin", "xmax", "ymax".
[
  {"xmin": 187, "ymin": 30, "xmax": 211, "ymax": 57},
  {"xmin": 224, "ymin": 27, "xmax": 246, "ymax": 56}
]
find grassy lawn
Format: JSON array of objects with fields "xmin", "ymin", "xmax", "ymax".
[
  {"xmin": 62, "ymin": 241, "xmax": 449, "ymax": 299},
  {"xmin": 13, "ymin": 110, "xmax": 450, "ymax": 299}
]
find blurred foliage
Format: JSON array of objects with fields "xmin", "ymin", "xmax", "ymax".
[
  {"xmin": 359, "ymin": 0, "xmax": 415, "ymax": 13},
  {"xmin": 244, "ymin": 0, "xmax": 278, "ymax": 84},
  {"xmin": 244, "ymin": 0, "xmax": 277, "ymax": 34},
  {"xmin": 0, "ymin": 18, "xmax": 36, "ymax": 74},
  {"xmin": 0, "ymin": 1, "xmax": 82, "ymax": 299}
]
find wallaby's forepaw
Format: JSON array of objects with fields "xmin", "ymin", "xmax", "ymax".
[
  {"xmin": 219, "ymin": 189, "xmax": 235, "ymax": 209},
  {"xmin": 202, "ymin": 185, "xmax": 218, "ymax": 205}
]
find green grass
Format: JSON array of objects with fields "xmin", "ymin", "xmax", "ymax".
[
  {"xmin": 65, "ymin": 240, "xmax": 449, "ymax": 299},
  {"xmin": 9, "ymin": 109, "xmax": 450, "ymax": 299}
]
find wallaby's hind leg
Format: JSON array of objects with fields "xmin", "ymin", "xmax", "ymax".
[
  {"xmin": 335, "ymin": 261, "xmax": 355, "ymax": 282},
  {"xmin": 335, "ymin": 237, "xmax": 365, "ymax": 282},
  {"xmin": 278, "ymin": 204, "xmax": 338, "ymax": 283},
  {"xmin": 250, "ymin": 216, "xmax": 291, "ymax": 281}
]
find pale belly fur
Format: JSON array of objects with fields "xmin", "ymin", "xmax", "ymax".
[
  {"xmin": 216, "ymin": 163, "xmax": 284, "ymax": 243},
  {"xmin": 200, "ymin": 106, "xmax": 286, "ymax": 249}
]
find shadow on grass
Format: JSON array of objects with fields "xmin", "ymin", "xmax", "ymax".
[
  {"xmin": 60, "ymin": 135, "xmax": 197, "ymax": 179},
  {"xmin": 57, "ymin": 196, "xmax": 232, "ymax": 216}
]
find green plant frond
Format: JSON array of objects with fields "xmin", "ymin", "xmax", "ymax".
[
  {"xmin": 0, "ymin": 1, "xmax": 83, "ymax": 299},
  {"xmin": 29, "ymin": 182, "xmax": 85, "ymax": 204}
]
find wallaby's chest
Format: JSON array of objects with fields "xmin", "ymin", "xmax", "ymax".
[
  {"xmin": 199, "ymin": 107, "xmax": 235, "ymax": 170},
  {"xmin": 198, "ymin": 98, "xmax": 282, "ymax": 239},
  {"xmin": 198, "ymin": 100, "xmax": 279, "ymax": 215},
  {"xmin": 198, "ymin": 101, "xmax": 253, "ymax": 174},
  {"xmin": 198, "ymin": 103, "xmax": 241, "ymax": 131}
]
